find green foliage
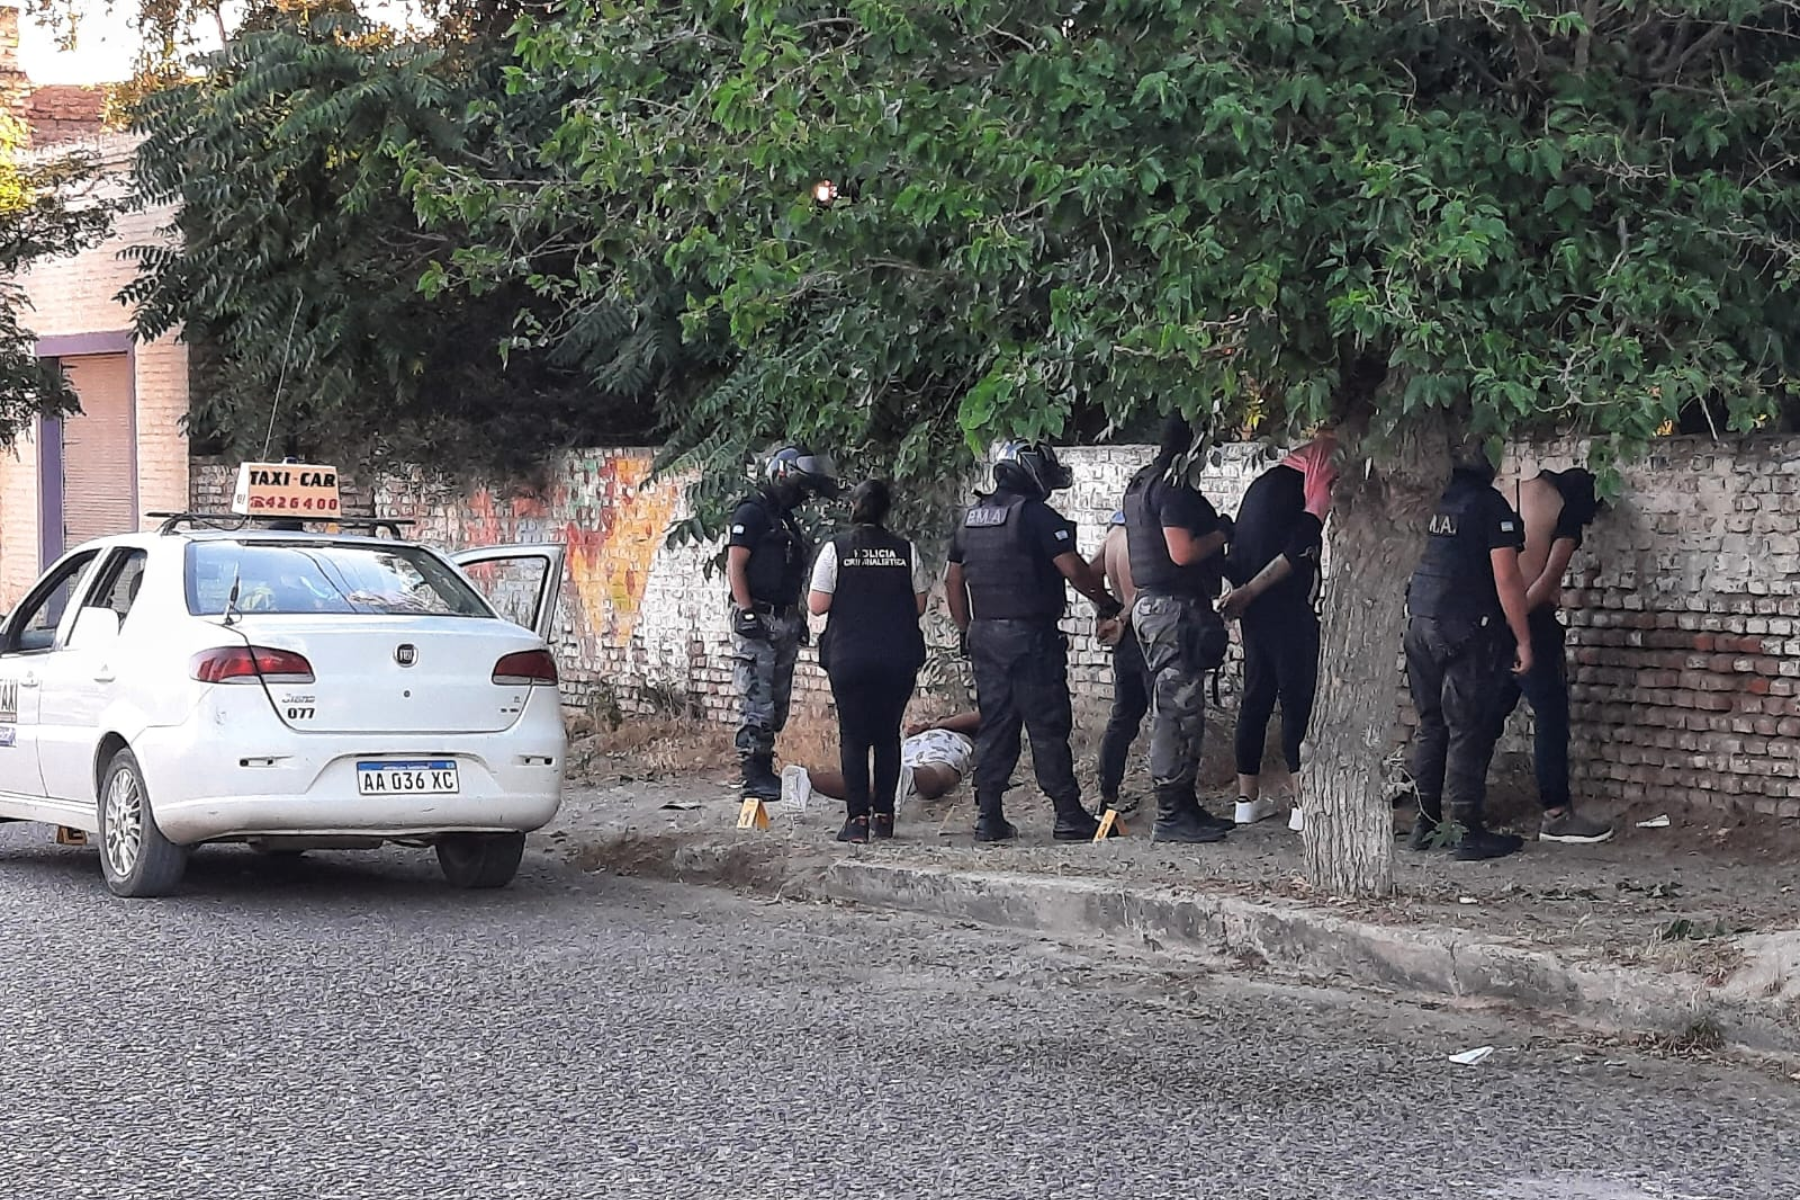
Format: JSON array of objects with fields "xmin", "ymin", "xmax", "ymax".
[
  {"xmin": 410, "ymin": 0, "xmax": 1800, "ymax": 529},
  {"xmin": 0, "ymin": 117, "xmax": 114, "ymax": 446},
  {"xmin": 122, "ymin": 10, "xmax": 660, "ymax": 476}
]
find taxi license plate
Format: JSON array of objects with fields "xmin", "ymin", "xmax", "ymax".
[{"xmin": 357, "ymin": 760, "xmax": 460, "ymax": 796}]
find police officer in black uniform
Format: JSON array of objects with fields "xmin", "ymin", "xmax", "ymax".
[
  {"xmin": 1403, "ymin": 444, "xmax": 1535, "ymax": 861},
  {"xmin": 945, "ymin": 440, "xmax": 1122, "ymax": 843},
  {"xmin": 1124, "ymin": 414, "xmax": 1235, "ymax": 843},
  {"xmin": 727, "ymin": 445, "xmax": 838, "ymax": 799}
]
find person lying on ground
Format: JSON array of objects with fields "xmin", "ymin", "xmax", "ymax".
[{"xmin": 802, "ymin": 712, "xmax": 978, "ymax": 810}]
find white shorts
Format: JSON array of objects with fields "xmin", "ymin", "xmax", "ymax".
[{"xmin": 902, "ymin": 729, "xmax": 973, "ymax": 775}]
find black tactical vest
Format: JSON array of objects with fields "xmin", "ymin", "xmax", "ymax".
[
  {"xmin": 959, "ymin": 490, "xmax": 1065, "ymax": 622},
  {"xmin": 1124, "ymin": 468, "xmax": 1220, "ymax": 601},
  {"xmin": 819, "ymin": 528, "xmax": 926, "ymax": 673},
  {"xmin": 1408, "ymin": 471, "xmax": 1512, "ymax": 622},
  {"xmin": 741, "ymin": 492, "xmax": 810, "ymax": 607}
]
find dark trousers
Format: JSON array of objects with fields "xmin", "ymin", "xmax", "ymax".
[
  {"xmin": 1098, "ymin": 628, "xmax": 1151, "ymax": 799},
  {"xmin": 1404, "ymin": 614, "xmax": 1512, "ymax": 820},
  {"xmin": 827, "ymin": 661, "xmax": 918, "ymax": 818},
  {"xmin": 968, "ymin": 618, "xmax": 1081, "ymax": 811},
  {"xmin": 1495, "ymin": 608, "xmax": 1571, "ymax": 811},
  {"xmin": 1234, "ymin": 606, "xmax": 1321, "ymax": 776}
]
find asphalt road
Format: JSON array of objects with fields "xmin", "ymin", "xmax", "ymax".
[{"xmin": 0, "ymin": 830, "xmax": 1793, "ymax": 1200}]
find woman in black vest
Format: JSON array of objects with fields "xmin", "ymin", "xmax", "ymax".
[{"xmin": 807, "ymin": 480, "xmax": 930, "ymax": 843}]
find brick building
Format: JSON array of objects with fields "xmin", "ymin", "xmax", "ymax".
[{"xmin": 0, "ymin": 6, "xmax": 188, "ymax": 603}]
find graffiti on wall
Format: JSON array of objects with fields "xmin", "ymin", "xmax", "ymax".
[{"xmin": 427, "ymin": 452, "xmax": 677, "ymax": 656}]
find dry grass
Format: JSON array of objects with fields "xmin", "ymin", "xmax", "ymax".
[{"xmin": 567, "ymin": 714, "xmax": 734, "ymax": 781}]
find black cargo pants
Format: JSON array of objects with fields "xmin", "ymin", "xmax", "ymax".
[
  {"xmin": 968, "ymin": 617, "xmax": 1082, "ymax": 811},
  {"xmin": 1404, "ymin": 614, "xmax": 1513, "ymax": 821}
]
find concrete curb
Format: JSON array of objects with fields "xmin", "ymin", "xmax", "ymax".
[{"xmin": 572, "ymin": 833, "xmax": 1800, "ymax": 1058}]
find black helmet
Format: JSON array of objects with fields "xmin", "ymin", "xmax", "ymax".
[
  {"xmin": 993, "ymin": 439, "xmax": 1073, "ymax": 499},
  {"xmin": 1451, "ymin": 438, "xmax": 1499, "ymax": 484},
  {"xmin": 765, "ymin": 444, "xmax": 839, "ymax": 498}
]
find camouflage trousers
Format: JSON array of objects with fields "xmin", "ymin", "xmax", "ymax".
[
  {"xmin": 1132, "ymin": 594, "xmax": 1214, "ymax": 792},
  {"xmin": 732, "ymin": 611, "xmax": 804, "ymax": 761}
]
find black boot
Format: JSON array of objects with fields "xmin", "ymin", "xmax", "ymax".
[
  {"xmin": 836, "ymin": 814, "xmax": 869, "ymax": 844},
  {"xmin": 1450, "ymin": 807, "xmax": 1523, "ymax": 861},
  {"xmin": 1194, "ymin": 804, "xmax": 1236, "ymax": 834},
  {"xmin": 1151, "ymin": 787, "xmax": 1227, "ymax": 844},
  {"xmin": 974, "ymin": 792, "xmax": 1017, "ymax": 843},
  {"xmin": 1407, "ymin": 796, "xmax": 1445, "ymax": 851},
  {"xmin": 741, "ymin": 755, "xmax": 781, "ymax": 801},
  {"xmin": 1052, "ymin": 800, "xmax": 1100, "ymax": 842}
]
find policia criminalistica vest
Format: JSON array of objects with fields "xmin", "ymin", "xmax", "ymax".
[
  {"xmin": 819, "ymin": 528, "xmax": 926, "ymax": 673},
  {"xmin": 958, "ymin": 490, "xmax": 1066, "ymax": 622},
  {"xmin": 1407, "ymin": 470, "xmax": 1520, "ymax": 624}
]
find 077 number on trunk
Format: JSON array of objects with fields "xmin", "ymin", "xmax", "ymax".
[{"xmin": 356, "ymin": 760, "xmax": 461, "ymax": 796}]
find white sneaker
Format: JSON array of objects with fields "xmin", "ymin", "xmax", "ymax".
[
  {"xmin": 894, "ymin": 763, "xmax": 916, "ymax": 810},
  {"xmin": 779, "ymin": 765, "xmax": 812, "ymax": 814},
  {"xmin": 1287, "ymin": 805, "xmax": 1305, "ymax": 833},
  {"xmin": 1234, "ymin": 796, "xmax": 1279, "ymax": 825}
]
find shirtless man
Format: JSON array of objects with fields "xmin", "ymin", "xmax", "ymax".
[
  {"xmin": 1500, "ymin": 467, "xmax": 1615, "ymax": 844},
  {"xmin": 1092, "ymin": 513, "xmax": 1148, "ymax": 813}
]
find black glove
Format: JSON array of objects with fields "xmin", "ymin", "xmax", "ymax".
[
  {"xmin": 732, "ymin": 607, "xmax": 767, "ymax": 640},
  {"xmin": 797, "ymin": 622, "xmax": 812, "ymax": 648},
  {"xmin": 1095, "ymin": 595, "xmax": 1124, "ymax": 622}
]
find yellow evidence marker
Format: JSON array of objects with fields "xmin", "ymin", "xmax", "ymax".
[
  {"xmin": 736, "ymin": 797, "xmax": 771, "ymax": 830},
  {"xmin": 1093, "ymin": 809, "xmax": 1127, "ymax": 841}
]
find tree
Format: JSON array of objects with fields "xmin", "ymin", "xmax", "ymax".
[
  {"xmin": 0, "ymin": 115, "xmax": 113, "ymax": 444},
  {"xmin": 122, "ymin": 9, "xmax": 665, "ymax": 475},
  {"xmin": 414, "ymin": 0, "xmax": 1800, "ymax": 893}
]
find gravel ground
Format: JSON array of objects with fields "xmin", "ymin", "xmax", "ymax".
[{"xmin": 0, "ymin": 824, "xmax": 1794, "ymax": 1200}]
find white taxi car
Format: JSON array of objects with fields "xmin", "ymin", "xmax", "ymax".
[{"xmin": 0, "ymin": 519, "xmax": 567, "ymax": 897}]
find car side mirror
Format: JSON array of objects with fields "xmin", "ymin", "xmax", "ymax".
[{"xmin": 66, "ymin": 607, "xmax": 120, "ymax": 651}]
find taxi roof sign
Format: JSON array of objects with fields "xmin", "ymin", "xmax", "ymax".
[{"xmin": 231, "ymin": 462, "xmax": 341, "ymax": 517}]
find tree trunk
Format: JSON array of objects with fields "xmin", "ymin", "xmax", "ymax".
[{"xmin": 1302, "ymin": 419, "xmax": 1448, "ymax": 897}]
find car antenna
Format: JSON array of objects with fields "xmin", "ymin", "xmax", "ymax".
[{"xmin": 223, "ymin": 565, "xmax": 243, "ymax": 628}]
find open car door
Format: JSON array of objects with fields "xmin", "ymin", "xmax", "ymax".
[{"xmin": 450, "ymin": 545, "xmax": 567, "ymax": 642}]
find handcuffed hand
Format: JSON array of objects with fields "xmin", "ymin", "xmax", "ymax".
[
  {"xmin": 1217, "ymin": 587, "xmax": 1254, "ymax": 621},
  {"xmin": 1096, "ymin": 617, "xmax": 1125, "ymax": 647}
]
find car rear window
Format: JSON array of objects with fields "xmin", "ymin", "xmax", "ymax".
[{"xmin": 185, "ymin": 541, "xmax": 495, "ymax": 619}]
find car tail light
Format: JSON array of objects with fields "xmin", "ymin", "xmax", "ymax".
[
  {"xmin": 493, "ymin": 649, "xmax": 558, "ymax": 686},
  {"xmin": 191, "ymin": 646, "xmax": 316, "ymax": 685}
]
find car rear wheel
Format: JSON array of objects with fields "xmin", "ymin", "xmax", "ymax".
[
  {"xmin": 98, "ymin": 749, "xmax": 188, "ymax": 898},
  {"xmin": 436, "ymin": 833, "xmax": 526, "ymax": 889}
]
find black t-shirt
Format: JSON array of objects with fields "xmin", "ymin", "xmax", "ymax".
[
  {"xmin": 728, "ymin": 492, "xmax": 808, "ymax": 606},
  {"xmin": 1125, "ymin": 470, "xmax": 1225, "ymax": 599},
  {"xmin": 1227, "ymin": 464, "xmax": 1323, "ymax": 617}
]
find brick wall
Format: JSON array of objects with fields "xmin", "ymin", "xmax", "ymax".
[
  {"xmin": 189, "ymin": 434, "xmax": 1800, "ymax": 819},
  {"xmin": 25, "ymin": 85, "xmax": 107, "ymax": 146},
  {"xmin": 1500, "ymin": 438, "xmax": 1800, "ymax": 819}
]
